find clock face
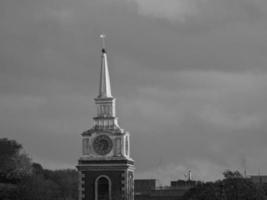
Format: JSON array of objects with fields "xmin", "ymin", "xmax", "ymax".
[{"xmin": 93, "ymin": 135, "xmax": 113, "ymax": 155}]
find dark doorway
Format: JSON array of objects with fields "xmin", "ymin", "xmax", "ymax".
[{"xmin": 97, "ymin": 177, "xmax": 110, "ymax": 200}]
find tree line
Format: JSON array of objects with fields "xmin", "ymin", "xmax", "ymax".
[
  {"xmin": 183, "ymin": 170, "xmax": 267, "ymax": 200},
  {"xmin": 1, "ymin": 137, "xmax": 267, "ymax": 200},
  {"xmin": 0, "ymin": 138, "xmax": 78, "ymax": 200}
]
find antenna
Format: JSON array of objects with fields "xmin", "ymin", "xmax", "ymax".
[
  {"xmin": 242, "ymin": 157, "xmax": 247, "ymax": 178},
  {"xmin": 188, "ymin": 170, "xmax": 192, "ymax": 181},
  {"xmin": 184, "ymin": 169, "xmax": 192, "ymax": 181},
  {"xmin": 155, "ymin": 156, "xmax": 163, "ymax": 186},
  {"xmin": 258, "ymin": 168, "xmax": 262, "ymax": 184}
]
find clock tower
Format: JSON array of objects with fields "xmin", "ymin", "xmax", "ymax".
[{"xmin": 77, "ymin": 37, "xmax": 135, "ymax": 200}]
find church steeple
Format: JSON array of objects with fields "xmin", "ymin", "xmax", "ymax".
[
  {"xmin": 94, "ymin": 35, "xmax": 118, "ymax": 129},
  {"xmin": 98, "ymin": 35, "xmax": 112, "ymax": 98},
  {"xmin": 77, "ymin": 36, "xmax": 134, "ymax": 200}
]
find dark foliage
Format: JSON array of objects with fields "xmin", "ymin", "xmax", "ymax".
[
  {"xmin": 0, "ymin": 138, "xmax": 30, "ymax": 183},
  {"xmin": 261, "ymin": 183, "xmax": 267, "ymax": 196},
  {"xmin": 0, "ymin": 138, "xmax": 78, "ymax": 200},
  {"xmin": 42, "ymin": 169, "xmax": 79, "ymax": 200},
  {"xmin": 183, "ymin": 170, "xmax": 266, "ymax": 200}
]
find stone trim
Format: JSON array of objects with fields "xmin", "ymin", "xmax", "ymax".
[
  {"xmin": 78, "ymin": 171, "xmax": 85, "ymax": 200},
  {"xmin": 121, "ymin": 170, "xmax": 127, "ymax": 199}
]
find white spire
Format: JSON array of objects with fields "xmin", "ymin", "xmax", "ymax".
[{"xmin": 98, "ymin": 35, "xmax": 112, "ymax": 98}]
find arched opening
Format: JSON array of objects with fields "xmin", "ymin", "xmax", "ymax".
[{"xmin": 95, "ymin": 176, "xmax": 111, "ymax": 200}]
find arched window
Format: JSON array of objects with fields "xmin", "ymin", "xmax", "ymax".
[{"xmin": 95, "ymin": 175, "xmax": 111, "ymax": 200}]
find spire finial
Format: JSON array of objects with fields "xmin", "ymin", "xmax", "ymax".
[{"xmin": 100, "ymin": 34, "xmax": 106, "ymax": 52}]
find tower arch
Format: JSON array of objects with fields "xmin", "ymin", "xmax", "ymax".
[{"xmin": 95, "ymin": 175, "xmax": 112, "ymax": 200}]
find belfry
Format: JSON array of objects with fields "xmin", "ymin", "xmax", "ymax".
[{"xmin": 77, "ymin": 36, "xmax": 135, "ymax": 200}]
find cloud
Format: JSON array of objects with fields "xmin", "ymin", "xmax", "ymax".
[
  {"xmin": 129, "ymin": 0, "xmax": 267, "ymax": 23},
  {"xmin": 1, "ymin": 0, "xmax": 267, "ymax": 182},
  {"xmin": 36, "ymin": 9, "xmax": 74, "ymax": 23},
  {"xmin": 129, "ymin": 0, "xmax": 199, "ymax": 22},
  {"xmin": 0, "ymin": 94, "xmax": 47, "ymax": 111},
  {"xmin": 120, "ymin": 69, "xmax": 267, "ymax": 181},
  {"xmin": 196, "ymin": 105, "xmax": 263, "ymax": 130}
]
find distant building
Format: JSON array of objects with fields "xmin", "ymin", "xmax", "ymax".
[
  {"xmin": 135, "ymin": 179, "xmax": 196, "ymax": 200},
  {"xmin": 250, "ymin": 175, "xmax": 267, "ymax": 185},
  {"xmin": 135, "ymin": 179, "xmax": 159, "ymax": 194},
  {"xmin": 171, "ymin": 180, "xmax": 197, "ymax": 188}
]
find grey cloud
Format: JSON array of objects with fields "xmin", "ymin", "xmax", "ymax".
[
  {"xmin": 129, "ymin": 0, "xmax": 267, "ymax": 23},
  {"xmin": 119, "ymin": 70, "xmax": 267, "ymax": 178},
  {"xmin": 1, "ymin": 0, "xmax": 267, "ymax": 182}
]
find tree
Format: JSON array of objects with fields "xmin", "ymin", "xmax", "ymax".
[
  {"xmin": 31, "ymin": 162, "xmax": 44, "ymax": 175},
  {"xmin": 0, "ymin": 138, "xmax": 78, "ymax": 200},
  {"xmin": 0, "ymin": 138, "xmax": 32, "ymax": 183},
  {"xmin": 0, "ymin": 183, "xmax": 19, "ymax": 200},
  {"xmin": 17, "ymin": 174, "xmax": 61, "ymax": 200},
  {"xmin": 0, "ymin": 138, "xmax": 33, "ymax": 200},
  {"xmin": 223, "ymin": 170, "xmax": 243, "ymax": 179},
  {"xmin": 183, "ymin": 182, "xmax": 223, "ymax": 200},
  {"xmin": 43, "ymin": 169, "xmax": 78, "ymax": 200},
  {"xmin": 222, "ymin": 171, "xmax": 265, "ymax": 200},
  {"xmin": 183, "ymin": 170, "xmax": 266, "ymax": 200}
]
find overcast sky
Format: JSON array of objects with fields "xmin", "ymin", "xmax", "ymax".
[{"xmin": 1, "ymin": 0, "xmax": 267, "ymax": 184}]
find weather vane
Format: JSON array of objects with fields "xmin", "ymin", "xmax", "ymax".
[{"xmin": 100, "ymin": 34, "xmax": 106, "ymax": 50}]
